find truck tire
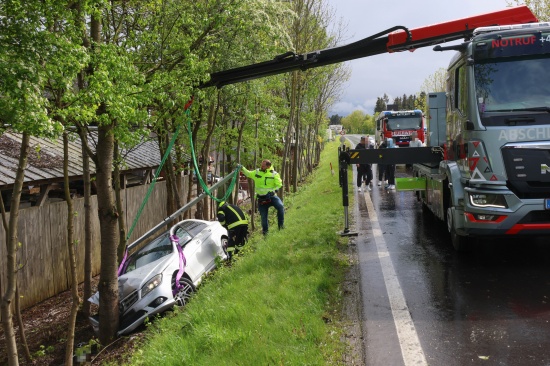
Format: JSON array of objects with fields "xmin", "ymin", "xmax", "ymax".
[{"xmin": 446, "ymin": 205, "xmax": 469, "ymax": 251}]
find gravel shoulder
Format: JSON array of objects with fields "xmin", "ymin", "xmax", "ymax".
[{"xmin": 340, "ymin": 236, "xmax": 366, "ymax": 365}]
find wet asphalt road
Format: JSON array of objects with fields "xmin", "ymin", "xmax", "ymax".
[{"xmin": 347, "ymin": 137, "xmax": 550, "ymax": 366}]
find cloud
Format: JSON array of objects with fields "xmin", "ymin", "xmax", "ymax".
[
  {"xmin": 329, "ymin": 101, "xmax": 368, "ymax": 117},
  {"xmin": 326, "ymin": 0, "xmax": 513, "ymax": 116}
]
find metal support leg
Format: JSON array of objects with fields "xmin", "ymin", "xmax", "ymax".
[{"xmin": 338, "ymin": 144, "xmax": 358, "ymax": 237}]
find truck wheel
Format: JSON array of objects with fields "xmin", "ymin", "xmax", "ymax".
[{"xmin": 446, "ymin": 206, "xmax": 469, "ymax": 251}]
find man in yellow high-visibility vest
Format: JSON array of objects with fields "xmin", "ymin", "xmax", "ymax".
[{"xmin": 240, "ymin": 159, "xmax": 284, "ymax": 235}]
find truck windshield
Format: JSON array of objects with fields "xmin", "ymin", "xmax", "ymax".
[
  {"xmin": 385, "ymin": 117, "xmax": 422, "ymax": 131},
  {"xmin": 475, "ymin": 57, "xmax": 550, "ymax": 126}
]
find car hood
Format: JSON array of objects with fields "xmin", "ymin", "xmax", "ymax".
[
  {"xmin": 89, "ymin": 253, "xmax": 176, "ymax": 305},
  {"xmin": 118, "ymin": 253, "xmax": 175, "ymax": 299}
]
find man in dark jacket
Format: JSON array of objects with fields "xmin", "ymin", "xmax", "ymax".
[
  {"xmin": 377, "ymin": 139, "xmax": 387, "ymax": 186},
  {"xmin": 355, "ymin": 136, "xmax": 373, "ymax": 192},
  {"xmin": 217, "ymin": 201, "xmax": 249, "ymax": 258}
]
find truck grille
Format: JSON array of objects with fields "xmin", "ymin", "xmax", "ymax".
[{"xmin": 501, "ymin": 142, "xmax": 550, "ymax": 199}]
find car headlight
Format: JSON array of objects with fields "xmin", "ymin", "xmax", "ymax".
[
  {"xmin": 141, "ymin": 274, "xmax": 163, "ymax": 298},
  {"xmin": 469, "ymin": 193, "xmax": 508, "ymax": 208}
]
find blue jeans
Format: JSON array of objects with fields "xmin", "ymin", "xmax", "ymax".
[{"xmin": 258, "ymin": 195, "xmax": 285, "ymax": 234}]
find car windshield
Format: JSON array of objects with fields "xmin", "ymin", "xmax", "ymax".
[
  {"xmin": 385, "ymin": 117, "xmax": 422, "ymax": 131},
  {"xmin": 123, "ymin": 227, "xmax": 192, "ymax": 274},
  {"xmin": 475, "ymin": 57, "xmax": 550, "ymax": 126}
]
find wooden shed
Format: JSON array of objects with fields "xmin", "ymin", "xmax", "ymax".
[{"xmin": 0, "ymin": 131, "xmax": 193, "ymax": 310}]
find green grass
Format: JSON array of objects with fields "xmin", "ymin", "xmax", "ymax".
[{"xmin": 125, "ymin": 141, "xmax": 353, "ymax": 366}]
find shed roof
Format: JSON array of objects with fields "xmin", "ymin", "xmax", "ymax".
[{"xmin": 0, "ymin": 131, "xmax": 186, "ymax": 189}]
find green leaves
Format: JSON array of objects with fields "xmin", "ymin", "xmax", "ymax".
[
  {"xmin": 0, "ymin": 0, "xmax": 344, "ymax": 172},
  {"xmin": 1, "ymin": 1, "xmax": 86, "ymax": 137}
]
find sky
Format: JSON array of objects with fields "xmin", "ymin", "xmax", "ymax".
[{"xmin": 325, "ymin": 0, "xmax": 518, "ymax": 116}]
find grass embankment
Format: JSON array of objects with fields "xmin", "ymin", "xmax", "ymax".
[{"xmin": 126, "ymin": 141, "xmax": 352, "ymax": 365}]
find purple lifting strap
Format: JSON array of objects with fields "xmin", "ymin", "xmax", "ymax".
[
  {"xmin": 171, "ymin": 235, "xmax": 187, "ymax": 295},
  {"xmin": 117, "ymin": 249, "xmax": 129, "ymax": 276}
]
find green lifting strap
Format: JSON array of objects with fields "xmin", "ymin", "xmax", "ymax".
[
  {"xmin": 186, "ymin": 110, "xmax": 239, "ymax": 204},
  {"xmin": 126, "ymin": 102, "xmax": 239, "ymax": 241},
  {"xmin": 126, "ymin": 116, "xmax": 183, "ymax": 240}
]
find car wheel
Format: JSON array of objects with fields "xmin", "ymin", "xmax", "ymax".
[{"xmin": 172, "ymin": 276, "xmax": 196, "ymax": 306}]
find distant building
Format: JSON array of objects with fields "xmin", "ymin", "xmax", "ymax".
[{"xmin": 329, "ymin": 125, "xmax": 343, "ymax": 134}]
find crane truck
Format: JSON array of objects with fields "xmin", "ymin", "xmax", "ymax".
[
  {"xmin": 203, "ymin": 6, "xmax": 550, "ymax": 250},
  {"xmin": 413, "ymin": 21, "xmax": 550, "ymax": 250}
]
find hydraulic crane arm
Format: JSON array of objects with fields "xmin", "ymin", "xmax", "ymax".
[
  {"xmin": 202, "ymin": 6, "xmax": 536, "ymax": 88},
  {"xmin": 201, "ymin": 25, "xmax": 406, "ymax": 88}
]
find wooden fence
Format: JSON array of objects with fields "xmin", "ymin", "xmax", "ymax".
[{"xmin": 0, "ymin": 177, "xmax": 198, "ymax": 310}]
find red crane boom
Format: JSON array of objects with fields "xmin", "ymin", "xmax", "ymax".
[{"xmin": 202, "ymin": 6, "xmax": 537, "ymax": 88}]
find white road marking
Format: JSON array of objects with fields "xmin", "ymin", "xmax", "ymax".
[{"xmin": 363, "ymin": 190, "xmax": 428, "ymax": 366}]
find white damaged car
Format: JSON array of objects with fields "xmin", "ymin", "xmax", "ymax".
[{"xmin": 89, "ymin": 219, "xmax": 228, "ymax": 336}]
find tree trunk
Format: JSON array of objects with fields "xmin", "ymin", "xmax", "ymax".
[
  {"xmin": 191, "ymin": 106, "xmax": 203, "ymax": 220},
  {"xmin": 174, "ymin": 130, "xmax": 187, "ymax": 222},
  {"xmin": 200, "ymin": 98, "xmax": 219, "ymax": 220},
  {"xmin": 0, "ymin": 186, "xmax": 31, "ymax": 363},
  {"xmin": 87, "ymin": 10, "xmax": 119, "ymax": 344},
  {"xmin": 305, "ymin": 125, "xmax": 312, "ymax": 174},
  {"xmin": 76, "ymin": 0, "xmax": 93, "ymax": 317},
  {"xmin": 113, "ymin": 142, "xmax": 127, "ymax": 263},
  {"xmin": 14, "ymin": 285, "xmax": 31, "ymax": 363},
  {"xmin": 165, "ymin": 127, "xmax": 183, "ymax": 217},
  {"xmin": 159, "ymin": 119, "xmax": 179, "ymax": 217},
  {"xmin": 185, "ymin": 168, "xmax": 193, "ymax": 220},
  {"xmin": 292, "ymin": 107, "xmax": 301, "ymax": 192},
  {"xmin": 63, "ymin": 132, "xmax": 80, "ymax": 366},
  {"xmin": 250, "ymin": 107, "xmax": 260, "ymax": 231},
  {"xmin": 1, "ymin": 131, "xmax": 30, "ymax": 366},
  {"xmin": 76, "ymin": 0, "xmax": 94, "ymax": 318},
  {"xmin": 96, "ymin": 123, "xmax": 120, "ymax": 344},
  {"xmin": 281, "ymin": 71, "xmax": 298, "ymax": 199},
  {"xmin": 79, "ymin": 129, "xmax": 93, "ymax": 318},
  {"xmin": 233, "ymin": 116, "xmax": 246, "ymax": 204}
]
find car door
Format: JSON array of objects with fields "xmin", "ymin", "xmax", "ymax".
[
  {"xmin": 196, "ymin": 223, "xmax": 220, "ymax": 273},
  {"xmin": 181, "ymin": 222, "xmax": 217, "ymax": 283}
]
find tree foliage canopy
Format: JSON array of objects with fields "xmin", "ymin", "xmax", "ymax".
[{"xmin": 1, "ymin": 0, "xmax": 349, "ymax": 352}]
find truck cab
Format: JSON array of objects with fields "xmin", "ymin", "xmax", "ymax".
[
  {"xmin": 426, "ymin": 22, "xmax": 550, "ymax": 249},
  {"xmin": 375, "ymin": 110, "xmax": 425, "ymax": 147}
]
